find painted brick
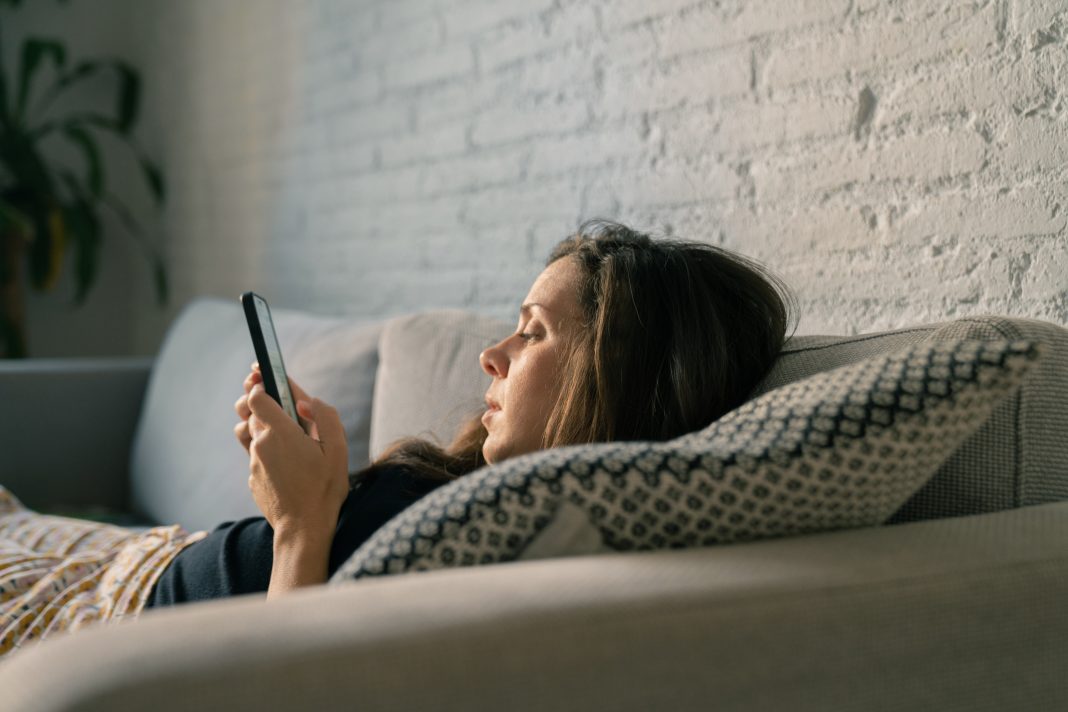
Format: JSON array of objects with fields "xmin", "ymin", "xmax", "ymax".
[
  {"xmin": 413, "ymin": 77, "xmax": 507, "ymax": 128},
  {"xmin": 526, "ymin": 121, "xmax": 646, "ymax": 177},
  {"xmin": 476, "ymin": 18, "xmax": 548, "ymax": 72},
  {"xmin": 462, "ymin": 179, "xmax": 586, "ymax": 227},
  {"xmin": 754, "ymin": 131, "xmax": 988, "ymax": 201},
  {"xmin": 507, "ymin": 45, "xmax": 603, "ymax": 97},
  {"xmin": 380, "ymin": 122, "xmax": 469, "ymax": 167},
  {"xmin": 879, "ymin": 56, "xmax": 1054, "ymax": 128},
  {"xmin": 1012, "ymin": 0, "xmax": 1068, "ymax": 37},
  {"xmin": 378, "ymin": 0, "xmax": 441, "ymax": 31},
  {"xmin": 705, "ymin": 95, "xmax": 850, "ymax": 153},
  {"xmin": 471, "ymin": 100, "xmax": 589, "ymax": 147},
  {"xmin": 419, "ymin": 146, "xmax": 528, "ymax": 196},
  {"xmin": 477, "ymin": 3, "xmax": 599, "ymax": 72},
  {"xmin": 611, "ymin": 156, "xmax": 739, "ymax": 207},
  {"xmin": 384, "ymin": 44, "xmax": 474, "ymax": 90},
  {"xmin": 1021, "ymin": 238, "xmax": 1068, "ymax": 302},
  {"xmin": 307, "ymin": 72, "xmax": 382, "ymax": 117},
  {"xmin": 994, "ymin": 116, "xmax": 1068, "ymax": 176},
  {"xmin": 327, "ymin": 101, "xmax": 410, "ymax": 142},
  {"xmin": 892, "ymin": 188, "xmax": 1066, "ymax": 242},
  {"xmin": 17, "ymin": 0, "xmax": 1068, "ymax": 359},
  {"xmin": 764, "ymin": 2, "xmax": 999, "ymax": 88},
  {"xmin": 359, "ymin": 16, "xmax": 443, "ymax": 67},
  {"xmin": 602, "ymin": 47, "xmax": 753, "ymax": 119},
  {"xmin": 600, "ymin": 0, "xmax": 703, "ymax": 31},
  {"xmin": 443, "ymin": 0, "xmax": 555, "ymax": 40},
  {"xmin": 654, "ymin": 0, "xmax": 851, "ymax": 60}
]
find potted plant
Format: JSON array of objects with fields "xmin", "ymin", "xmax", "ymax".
[{"xmin": 0, "ymin": 0, "xmax": 166, "ymax": 358}]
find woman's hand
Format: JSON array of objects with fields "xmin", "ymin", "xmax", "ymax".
[
  {"xmin": 233, "ymin": 365, "xmax": 262, "ymax": 453},
  {"xmin": 242, "ymin": 374, "xmax": 350, "ymax": 542},
  {"xmin": 234, "ymin": 363, "xmax": 318, "ymax": 450}
]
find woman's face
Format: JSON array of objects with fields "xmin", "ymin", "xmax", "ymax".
[{"xmin": 479, "ymin": 257, "xmax": 585, "ymax": 464}]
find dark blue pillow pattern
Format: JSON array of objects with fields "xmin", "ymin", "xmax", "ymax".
[{"xmin": 331, "ymin": 339, "xmax": 1041, "ymax": 582}]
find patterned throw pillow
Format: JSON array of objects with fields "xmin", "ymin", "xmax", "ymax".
[{"xmin": 330, "ymin": 339, "xmax": 1042, "ymax": 582}]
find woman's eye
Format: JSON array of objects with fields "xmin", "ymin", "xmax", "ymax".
[{"xmin": 517, "ymin": 332, "xmax": 539, "ymax": 342}]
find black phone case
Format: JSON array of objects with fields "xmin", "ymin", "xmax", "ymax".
[{"xmin": 240, "ymin": 291, "xmax": 297, "ymax": 421}]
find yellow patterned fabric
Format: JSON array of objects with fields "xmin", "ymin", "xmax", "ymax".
[{"xmin": 0, "ymin": 485, "xmax": 208, "ymax": 661}]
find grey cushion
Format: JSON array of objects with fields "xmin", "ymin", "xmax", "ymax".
[
  {"xmin": 369, "ymin": 310, "xmax": 511, "ymax": 459},
  {"xmin": 754, "ymin": 315, "xmax": 1068, "ymax": 523},
  {"xmin": 130, "ymin": 298, "xmax": 381, "ymax": 531},
  {"xmin": 332, "ymin": 340, "xmax": 1039, "ymax": 580}
]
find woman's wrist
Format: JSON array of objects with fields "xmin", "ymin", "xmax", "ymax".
[
  {"xmin": 272, "ymin": 519, "xmax": 335, "ymax": 549},
  {"xmin": 267, "ymin": 523, "xmax": 335, "ymax": 599}
]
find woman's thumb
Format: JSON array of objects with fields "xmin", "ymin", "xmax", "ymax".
[{"xmin": 299, "ymin": 398, "xmax": 346, "ymax": 452}]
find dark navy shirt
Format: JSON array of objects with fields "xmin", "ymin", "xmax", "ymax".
[{"xmin": 145, "ymin": 466, "xmax": 446, "ymax": 608}]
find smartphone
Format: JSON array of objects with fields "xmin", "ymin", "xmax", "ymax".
[{"xmin": 240, "ymin": 291, "xmax": 300, "ymax": 423}]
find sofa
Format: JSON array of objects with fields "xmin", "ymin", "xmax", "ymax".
[{"xmin": 1, "ymin": 298, "xmax": 1067, "ymax": 711}]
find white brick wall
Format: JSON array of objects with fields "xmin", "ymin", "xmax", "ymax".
[{"xmin": 16, "ymin": 0, "xmax": 1068, "ymax": 356}]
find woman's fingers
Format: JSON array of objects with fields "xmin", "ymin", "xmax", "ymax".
[
  {"xmin": 248, "ymin": 363, "xmax": 311, "ymax": 409},
  {"xmin": 244, "ymin": 369, "xmax": 262, "ymax": 395},
  {"xmin": 288, "ymin": 376, "xmax": 312, "ymax": 403},
  {"xmin": 235, "ymin": 393, "xmax": 251, "ymax": 420},
  {"xmin": 234, "ymin": 420, "xmax": 251, "ymax": 452}
]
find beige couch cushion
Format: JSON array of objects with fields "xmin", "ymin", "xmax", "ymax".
[
  {"xmin": 755, "ymin": 315, "xmax": 1068, "ymax": 522},
  {"xmin": 369, "ymin": 310, "xmax": 511, "ymax": 459}
]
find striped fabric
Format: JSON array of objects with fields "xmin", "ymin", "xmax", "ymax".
[
  {"xmin": 0, "ymin": 486, "xmax": 207, "ymax": 661},
  {"xmin": 754, "ymin": 315, "xmax": 1068, "ymax": 523}
]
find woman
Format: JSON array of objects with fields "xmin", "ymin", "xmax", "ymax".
[
  {"xmin": 146, "ymin": 218, "xmax": 795, "ymax": 603},
  {"xmin": 0, "ymin": 221, "xmax": 794, "ymax": 652}
]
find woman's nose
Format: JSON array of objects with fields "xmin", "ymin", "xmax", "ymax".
[{"xmin": 480, "ymin": 340, "xmax": 508, "ymax": 378}]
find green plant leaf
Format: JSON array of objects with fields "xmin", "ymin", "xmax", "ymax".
[
  {"xmin": 0, "ymin": 199, "xmax": 34, "ymax": 286},
  {"xmin": 0, "ymin": 57, "xmax": 9, "ymax": 127},
  {"xmin": 34, "ymin": 60, "xmax": 140, "ymax": 130},
  {"xmin": 0, "ymin": 132, "xmax": 56, "ymax": 195},
  {"xmin": 62, "ymin": 124, "xmax": 104, "ymax": 197},
  {"xmin": 16, "ymin": 38, "xmax": 66, "ymax": 123},
  {"xmin": 63, "ymin": 198, "xmax": 101, "ymax": 304},
  {"xmin": 0, "ymin": 198, "xmax": 33, "ymax": 243},
  {"xmin": 31, "ymin": 112, "xmax": 119, "ymax": 141},
  {"xmin": 27, "ymin": 206, "xmax": 54, "ymax": 288},
  {"xmin": 139, "ymin": 156, "xmax": 165, "ymax": 206},
  {"xmin": 114, "ymin": 62, "xmax": 140, "ymax": 133},
  {"xmin": 32, "ymin": 60, "xmax": 100, "ymax": 118},
  {"xmin": 101, "ymin": 191, "xmax": 140, "ymax": 234}
]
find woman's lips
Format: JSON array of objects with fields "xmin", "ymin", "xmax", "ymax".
[{"xmin": 482, "ymin": 402, "xmax": 501, "ymax": 425}]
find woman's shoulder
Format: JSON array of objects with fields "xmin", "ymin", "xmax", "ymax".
[{"xmin": 350, "ymin": 462, "xmax": 454, "ymax": 500}]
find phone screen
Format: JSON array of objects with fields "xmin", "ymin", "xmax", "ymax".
[{"xmin": 252, "ymin": 295, "xmax": 298, "ymax": 421}]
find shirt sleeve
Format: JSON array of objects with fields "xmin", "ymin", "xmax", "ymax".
[{"xmin": 145, "ymin": 466, "xmax": 448, "ymax": 608}]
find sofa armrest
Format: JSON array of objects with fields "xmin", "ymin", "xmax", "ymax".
[
  {"xmin": 0, "ymin": 357, "xmax": 152, "ymax": 514},
  {"xmin": 3, "ymin": 501, "xmax": 1068, "ymax": 711}
]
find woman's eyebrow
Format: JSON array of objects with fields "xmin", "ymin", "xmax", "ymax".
[{"xmin": 520, "ymin": 302, "xmax": 550, "ymax": 314}]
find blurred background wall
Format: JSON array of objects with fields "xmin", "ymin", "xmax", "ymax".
[{"xmin": 8, "ymin": 0, "xmax": 1067, "ymax": 356}]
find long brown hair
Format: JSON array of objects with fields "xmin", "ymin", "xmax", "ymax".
[{"xmin": 355, "ymin": 220, "xmax": 795, "ymax": 486}]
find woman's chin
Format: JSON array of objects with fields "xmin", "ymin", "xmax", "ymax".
[
  {"xmin": 482, "ymin": 440, "xmax": 500, "ymax": 465},
  {"xmin": 482, "ymin": 436, "xmax": 519, "ymax": 466}
]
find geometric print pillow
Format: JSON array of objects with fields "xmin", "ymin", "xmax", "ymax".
[{"xmin": 330, "ymin": 339, "xmax": 1042, "ymax": 582}]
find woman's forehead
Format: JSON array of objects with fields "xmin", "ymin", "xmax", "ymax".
[{"xmin": 523, "ymin": 258, "xmax": 584, "ymax": 316}]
